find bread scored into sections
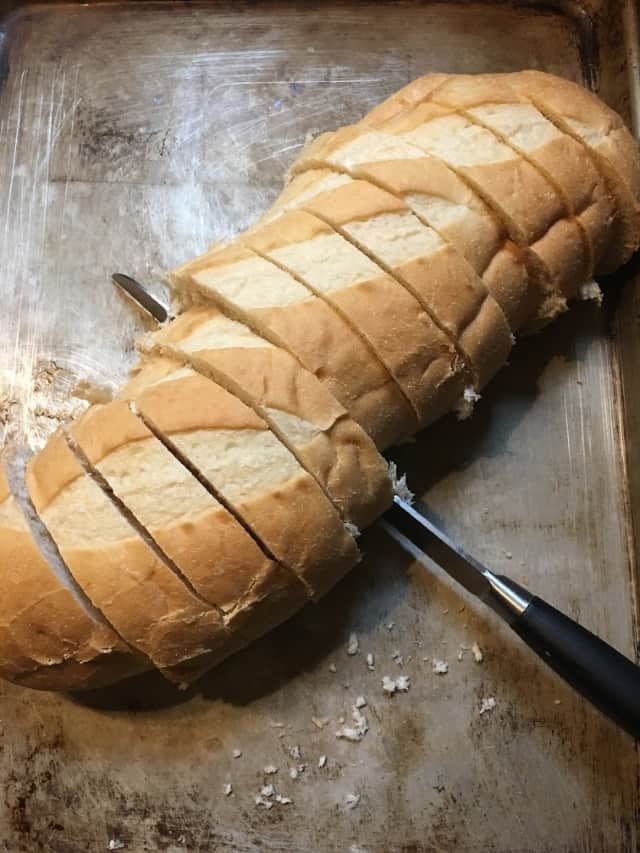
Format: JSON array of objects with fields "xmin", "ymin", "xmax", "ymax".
[
  {"xmin": 140, "ymin": 307, "xmax": 392, "ymax": 528},
  {"xmin": 425, "ymin": 74, "xmax": 616, "ymax": 275},
  {"xmin": 170, "ymin": 244, "xmax": 416, "ymax": 450},
  {"xmin": 300, "ymin": 179, "xmax": 513, "ymax": 396},
  {"xmin": 67, "ymin": 395, "xmax": 308, "ymax": 645},
  {"xmin": 362, "ymin": 73, "xmax": 447, "ymax": 127},
  {"xmin": 26, "ymin": 430, "xmax": 236, "ymax": 686},
  {"xmin": 373, "ymin": 102, "xmax": 590, "ymax": 319},
  {"xmin": 121, "ymin": 361, "xmax": 360, "ymax": 601},
  {"xmin": 243, "ymin": 209, "xmax": 466, "ymax": 428},
  {"xmin": 286, "ymin": 127, "xmax": 537, "ymax": 332},
  {"xmin": 0, "ymin": 459, "xmax": 147, "ymax": 690},
  {"xmin": 508, "ymin": 70, "xmax": 640, "ymax": 269}
]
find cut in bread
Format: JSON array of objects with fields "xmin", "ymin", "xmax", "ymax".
[
  {"xmin": 375, "ymin": 101, "xmax": 590, "ymax": 313},
  {"xmin": 170, "ymin": 246, "xmax": 417, "ymax": 449},
  {"xmin": 0, "ymin": 458, "xmax": 147, "ymax": 690},
  {"xmin": 26, "ymin": 430, "xmax": 235, "ymax": 685},
  {"xmin": 139, "ymin": 307, "xmax": 392, "ymax": 526},
  {"xmin": 125, "ymin": 363, "xmax": 360, "ymax": 600},
  {"xmin": 362, "ymin": 73, "xmax": 447, "ymax": 127},
  {"xmin": 67, "ymin": 396, "xmax": 308, "ymax": 646},
  {"xmin": 301, "ymin": 179, "xmax": 514, "ymax": 391},
  {"xmin": 243, "ymin": 208, "xmax": 467, "ymax": 427},
  {"xmin": 507, "ymin": 69, "xmax": 640, "ymax": 269},
  {"xmin": 258, "ymin": 169, "xmax": 355, "ymax": 226},
  {"xmin": 426, "ymin": 74, "xmax": 616, "ymax": 274},
  {"xmin": 287, "ymin": 125, "xmax": 538, "ymax": 331}
]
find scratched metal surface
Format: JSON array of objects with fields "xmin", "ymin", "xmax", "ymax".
[{"xmin": 0, "ymin": 2, "xmax": 638, "ymax": 851}]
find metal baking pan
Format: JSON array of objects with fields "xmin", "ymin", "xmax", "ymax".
[{"xmin": 0, "ymin": 1, "xmax": 638, "ymax": 850}]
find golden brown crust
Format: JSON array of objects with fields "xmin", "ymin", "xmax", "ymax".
[
  {"xmin": 0, "ymin": 461, "xmax": 147, "ymax": 691},
  {"xmin": 26, "ymin": 430, "xmax": 233, "ymax": 684},
  {"xmin": 362, "ymin": 74, "xmax": 448, "ymax": 127}
]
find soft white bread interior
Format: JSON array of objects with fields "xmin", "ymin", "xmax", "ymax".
[
  {"xmin": 2, "ymin": 71, "xmax": 638, "ymax": 691},
  {"xmin": 139, "ymin": 306, "xmax": 393, "ymax": 527},
  {"xmin": 124, "ymin": 362, "xmax": 361, "ymax": 601},
  {"xmin": 67, "ymin": 395, "xmax": 308, "ymax": 646},
  {"xmin": 170, "ymin": 244, "xmax": 416, "ymax": 449},
  {"xmin": 0, "ymin": 458, "xmax": 147, "ymax": 690},
  {"xmin": 26, "ymin": 430, "xmax": 235, "ymax": 685}
]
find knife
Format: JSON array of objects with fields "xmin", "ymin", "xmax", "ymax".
[
  {"xmin": 113, "ymin": 273, "xmax": 640, "ymax": 737},
  {"xmin": 386, "ymin": 495, "xmax": 640, "ymax": 739}
]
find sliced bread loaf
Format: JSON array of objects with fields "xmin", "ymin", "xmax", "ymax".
[
  {"xmin": 0, "ymin": 458, "xmax": 147, "ymax": 690},
  {"xmin": 170, "ymin": 246, "xmax": 416, "ymax": 449},
  {"xmin": 26, "ymin": 430, "xmax": 235, "ymax": 685}
]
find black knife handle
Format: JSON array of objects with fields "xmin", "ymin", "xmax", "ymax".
[{"xmin": 512, "ymin": 596, "xmax": 640, "ymax": 739}]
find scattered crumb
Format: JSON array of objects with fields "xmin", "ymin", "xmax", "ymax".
[
  {"xmin": 344, "ymin": 792, "xmax": 361, "ymax": 810},
  {"xmin": 263, "ymin": 765, "xmax": 278, "ymax": 775},
  {"xmin": 457, "ymin": 651, "xmax": 464, "ymax": 662},
  {"xmin": 255, "ymin": 796, "xmax": 273, "ymax": 810},
  {"xmin": 387, "ymin": 622, "xmax": 395, "ymax": 632},
  {"xmin": 177, "ymin": 836, "xmax": 186, "ymax": 846},
  {"xmin": 388, "ymin": 460, "xmax": 415, "ymax": 504},
  {"xmin": 366, "ymin": 653, "xmax": 375, "ymax": 671},
  {"xmin": 576, "ymin": 379, "xmax": 583, "ymax": 386},
  {"xmin": 289, "ymin": 746, "xmax": 302, "ymax": 760},
  {"xmin": 335, "ymin": 705, "xmax": 369, "ymax": 741},
  {"xmin": 318, "ymin": 755, "xmax": 327, "ymax": 768},
  {"xmin": 108, "ymin": 842, "xmax": 125, "ymax": 851},
  {"xmin": 355, "ymin": 696, "xmax": 367, "ymax": 709},
  {"xmin": 382, "ymin": 675, "xmax": 411, "ymax": 695},
  {"xmin": 289, "ymin": 767, "xmax": 298, "ymax": 780},
  {"xmin": 232, "ymin": 748, "xmax": 242, "ymax": 759},
  {"xmin": 458, "ymin": 604, "xmax": 466, "ymax": 613},
  {"xmin": 442, "ymin": 608, "xmax": 449, "ymax": 615},
  {"xmin": 554, "ymin": 699, "xmax": 562, "ymax": 706},
  {"xmin": 392, "ymin": 649, "xmax": 404, "ymax": 666},
  {"xmin": 328, "ymin": 662, "xmax": 337, "ymax": 673},
  {"xmin": 261, "ymin": 784, "xmax": 275, "ymax": 797},
  {"xmin": 345, "ymin": 520, "xmax": 361, "ymax": 538},
  {"xmin": 471, "ymin": 642, "xmax": 484, "ymax": 663},
  {"xmin": 580, "ymin": 280, "xmax": 603, "ymax": 304},
  {"xmin": 312, "ymin": 716, "xmax": 329, "ymax": 730},
  {"xmin": 270, "ymin": 721, "xmax": 285, "ymax": 728},
  {"xmin": 432, "ymin": 659, "xmax": 449, "ymax": 675},
  {"xmin": 275, "ymin": 794, "xmax": 293, "ymax": 805},
  {"xmin": 347, "ymin": 633, "xmax": 359, "ymax": 656},
  {"xmin": 223, "ymin": 783, "xmax": 233, "ymax": 796},
  {"xmin": 504, "ymin": 551, "xmax": 513, "ymax": 560},
  {"xmin": 479, "ymin": 697, "xmax": 497, "ymax": 715}
]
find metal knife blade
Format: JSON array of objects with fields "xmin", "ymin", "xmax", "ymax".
[
  {"xmin": 112, "ymin": 273, "xmax": 169, "ymax": 323},
  {"xmin": 384, "ymin": 495, "xmax": 531, "ymax": 622}
]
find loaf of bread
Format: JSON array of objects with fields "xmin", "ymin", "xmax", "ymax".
[{"xmin": 2, "ymin": 71, "xmax": 638, "ymax": 691}]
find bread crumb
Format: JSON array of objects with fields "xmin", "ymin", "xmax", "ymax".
[
  {"xmin": 392, "ymin": 649, "xmax": 404, "ymax": 666},
  {"xmin": 366, "ymin": 652, "xmax": 375, "ymax": 670},
  {"xmin": 554, "ymin": 699, "xmax": 562, "ymax": 705},
  {"xmin": 580, "ymin": 280, "xmax": 603, "ymax": 304},
  {"xmin": 108, "ymin": 842, "xmax": 125, "ymax": 851},
  {"xmin": 232, "ymin": 748, "xmax": 242, "ymax": 759},
  {"xmin": 387, "ymin": 622, "xmax": 395, "ymax": 632},
  {"xmin": 263, "ymin": 765, "xmax": 278, "ymax": 775},
  {"xmin": 275, "ymin": 794, "xmax": 293, "ymax": 805},
  {"xmin": 347, "ymin": 633, "xmax": 359, "ymax": 655},
  {"xmin": 457, "ymin": 386, "xmax": 481, "ymax": 420},
  {"xmin": 255, "ymin": 796, "xmax": 273, "ymax": 810},
  {"xmin": 471, "ymin": 642, "xmax": 484, "ymax": 663},
  {"xmin": 261, "ymin": 784, "xmax": 275, "ymax": 797},
  {"xmin": 457, "ymin": 650, "xmax": 464, "ymax": 662},
  {"xmin": 382, "ymin": 675, "xmax": 410, "ymax": 695},
  {"xmin": 270, "ymin": 721, "xmax": 285, "ymax": 728},
  {"xmin": 504, "ymin": 550, "xmax": 513, "ymax": 560},
  {"xmin": 335, "ymin": 705, "xmax": 369, "ymax": 741},
  {"xmin": 312, "ymin": 716, "xmax": 330, "ymax": 730},
  {"xmin": 223, "ymin": 783, "xmax": 233, "ymax": 796},
  {"xmin": 355, "ymin": 695, "xmax": 367, "ymax": 708},
  {"xmin": 289, "ymin": 767, "xmax": 298, "ymax": 780},
  {"xmin": 328, "ymin": 662, "xmax": 337, "ymax": 673},
  {"xmin": 479, "ymin": 697, "xmax": 497, "ymax": 715},
  {"xmin": 432, "ymin": 659, "xmax": 448, "ymax": 675},
  {"xmin": 388, "ymin": 461, "xmax": 415, "ymax": 504},
  {"xmin": 289, "ymin": 745, "xmax": 302, "ymax": 760},
  {"xmin": 318, "ymin": 755, "xmax": 327, "ymax": 768},
  {"xmin": 344, "ymin": 792, "xmax": 361, "ymax": 810}
]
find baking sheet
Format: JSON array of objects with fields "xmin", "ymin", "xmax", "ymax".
[{"xmin": 0, "ymin": 2, "xmax": 638, "ymax": 851}]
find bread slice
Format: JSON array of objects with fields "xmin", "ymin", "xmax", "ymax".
[
  {"xmin": 26, "ymin": 429, "xmax": 236, "ymax": 686},
  {"xmin": 124, "ymin": 363, "xmax": 360, "ymax": 600},
  {"xmin": 287, "ymin": 125, "xmax": 539, "ymax": 331},
  {"xmin": 507, "ymin": 69, "xmax": 640, "ymax": 269},
  {"xmin": 426, "ymin": 74, "xmax": 616, "ymax": 275},
  {"xmin": 258, "ymin": 169, "xmax": 355, "ymax": 226},
  {"xmin": 67, "ymin": 396, "xmax": 308, "ymax": 647},
  {"xmin": 363, "ymin": 73, "xmax": 447, "ymax": 127},
  {"xmin": 170, "ymin": 246, "xmax": 417, "ymax": 449},
  {"xmin": 139, "ymin": 307, "xmax": 392, "ymax": 526},
  {"xmin": 300, "ymin": 179, "xmax": 513, "ymax": 393},
  {"xmin": 0, "ymin": 457, "xmax": 147, "ymax": 691},
  {"xmin": 376, "ymin": 101, "xmax": 590, "ymax": 314},
  {"xmin": 243, "ymin": 208, "xmax": 466, "ymax": 428}
]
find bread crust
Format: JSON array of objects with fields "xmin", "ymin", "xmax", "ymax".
[
  {"xmin": 0, "ymin": 461, "xmax": 147, "ymax": 690},
  {"xmin": 27, "ymin": 430, "xmax": 234, "ymax": 684}
]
